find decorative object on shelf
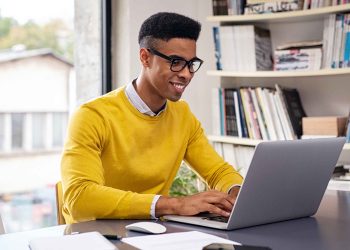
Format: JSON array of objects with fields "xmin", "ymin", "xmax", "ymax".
[{"xmin": 302, "ymin": 116, "xmax": 348, "ymax": 137}]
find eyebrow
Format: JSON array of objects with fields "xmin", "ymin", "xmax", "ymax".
[{"xmin": 168, "ymin": 54, "xmax": 201, "ymax": 61}]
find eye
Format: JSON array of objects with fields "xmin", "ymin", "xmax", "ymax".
[{"xmin": 171, "ymin": 59, "xmax": 183, "ymax": 66}]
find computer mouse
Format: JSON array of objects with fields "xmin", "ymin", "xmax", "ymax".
[{"xmin": 125, "ymin": 221, "xmax": 167, "ymax": 234}]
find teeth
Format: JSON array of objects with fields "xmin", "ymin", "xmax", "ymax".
[{"xmin": 173, "ymin": 83, "xmax": 185, "ymax": 90}]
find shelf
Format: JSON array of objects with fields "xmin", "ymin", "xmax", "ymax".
[
  {"xmin": 207, "ymin": 68, "xmax": 350, "ymax": 78},
  {"xmin": 208, "ymin": 135, "xmax": 262, "ymax": 146},
  {"xmin": 207, "ymin": 4, "xmax": 350, "ymax": 24},
  {"xmin": 208, "ymin": 135, "xmax": 350, "ymax": 150}
]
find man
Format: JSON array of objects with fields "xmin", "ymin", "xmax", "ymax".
[{"xmin": 61, "ymin": 12, "xmax": 243, "ymax": 224}]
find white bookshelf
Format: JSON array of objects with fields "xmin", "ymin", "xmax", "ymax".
[
  {"xmin": 208, "ymin": 135, "xmax": 350, "ymax": 150},
  {"xmin": 207, "ymin": 68, "xmax": 350, "ymax": 78},
  {"xmin": 208, "ymin": 135, "xmax": 262, "ymax": 146},
  {"xmin": 208, "ymin": 5, "xmax": 350, "ymax": 188}
]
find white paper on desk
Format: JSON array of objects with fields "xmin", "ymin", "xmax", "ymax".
[
  {"xmin": 28, "ymin": 231, "xmax": 116, "ymax": 250},
  {"xmin": 122, "ymin": 231, "xmax": 240, "ymax": 250}
]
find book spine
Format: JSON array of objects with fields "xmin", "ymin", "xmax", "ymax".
[
  {"xmin": 237, "ymin": 89, "xmax": 249, "ymax": 138},
  {"xmin": 212, "ymin": 27, "xmax": 222, "ymax": 70},
  {"xmin": 233, "ymin": 90, "xmax": 243, "ymax": 137}
]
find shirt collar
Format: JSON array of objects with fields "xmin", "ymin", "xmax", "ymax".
[{"xmin": 125, "ymin": 79, "xmax": 166, "ymax": 116}]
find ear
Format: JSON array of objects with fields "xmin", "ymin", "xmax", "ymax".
[{"xmin": 140, "ymin": 48, "xmax": 151, "ymax": 67}]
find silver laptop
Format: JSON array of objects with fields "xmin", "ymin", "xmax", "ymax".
[{"xmin": 164, "ymin": 137, "xmax": 346, "ymax": 230}]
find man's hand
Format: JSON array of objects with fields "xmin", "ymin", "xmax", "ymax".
[
  {"xmin": 155, "ymin": 190, "xmax": 238, "ymax": 218},
  {"xmin": 228, "ymin": 186, "xmax": 240, "ymax": 201}
]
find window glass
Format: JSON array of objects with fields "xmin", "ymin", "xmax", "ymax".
[
  {"xmin": 11, "ymin": 113, "xmax": 24, "ymax": 150},
  {"xmin": 32, "ymin": 113, "xmax": 46, "ymax": 149},
  {"xmin": 52, "ymin": 112, "xmax": 67, "ymax": 147},
  {"xmin": 0, "ymin": 0, "xmax": 74, "ymax": 233}
]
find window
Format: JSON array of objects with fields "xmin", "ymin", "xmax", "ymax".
[
  {"xmin": 11, "ymin": 113, "xmax": 25, "ymax": 150},
  {"xmin": 52, "ymin": 112, "xmax": 67, "ymax": 147},
  {"xmin": 32, "ymin": 113, "xmax": 47, "ymax": 149}
]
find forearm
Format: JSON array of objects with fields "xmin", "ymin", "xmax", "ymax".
[{"xmin": 64, "ymin": 180, "xmax": 155, "ymax": 221}]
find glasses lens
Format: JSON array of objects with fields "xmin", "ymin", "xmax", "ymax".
[
  {"xmin": 171, "ymin": 59, "xmax": 187, "ymax": 72},
  {"xmin": 190, "ymin": 60, "xmax": 202, "ymax": 73}
]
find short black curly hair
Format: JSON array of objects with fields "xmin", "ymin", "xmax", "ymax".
[{"xmin": 138, "ymin": 12, "xmax": 201, "ymax": 49}]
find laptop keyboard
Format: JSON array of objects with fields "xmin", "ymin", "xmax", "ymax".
[{"xmin": 201, "ymin": 214, "xmax": 229, "ymax": 223}]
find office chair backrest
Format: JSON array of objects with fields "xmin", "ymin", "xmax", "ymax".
[
  {"xmin": 0, "ymin": 214, "xmax": 5, "ymax": 234},
  {"xmin": 55, "ymin": 181, "xmax": 66, "ymax": 225}
]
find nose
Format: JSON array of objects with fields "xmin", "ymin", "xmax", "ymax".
[{"xmin": 177, "ymin": 65, "xmax": 193, "ymax": 80}]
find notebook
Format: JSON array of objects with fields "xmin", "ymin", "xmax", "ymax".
[
  {"xmin": 164, "ymin": 137, "xmax": 346, "ymax": 230},
  {"xmin": 28, "ymin": 231, "xmax": 116, "ymax": 250}
]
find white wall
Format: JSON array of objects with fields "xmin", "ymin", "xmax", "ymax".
[
  {"xmin": 112, "ymin": 0, "xmax": 218, "ymax": 133},
  {"xmin": 74, "ymin": 0, "xmax": 102, "ymax": 105},
  {"xmin": 0, "ymin": 56, "xmax": 71, "ymax": 112}
]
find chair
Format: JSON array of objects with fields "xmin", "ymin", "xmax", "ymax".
[
  {"xmin": 0, "ymin": 214, "xmax": 5, "ymax": 234},
  {"xmin": 55, "ymin": 181, "xmax": 66, "ymax": 225}
]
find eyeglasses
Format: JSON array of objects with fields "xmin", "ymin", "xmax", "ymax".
[{"xmin": 147, "ymin": 48, "xmax": 203, "ymax": 73}]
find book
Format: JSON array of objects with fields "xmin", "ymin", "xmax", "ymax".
[
  {"xmin": 275, "ymin": 84, "xmax": 296, "ymax": 139},
  {"xmin": 322, "ymin": 14, "xmax": 336, "ymax": 68},
  {"xmin": 236, "ymin": 89, "xmax": 249, "ymax": 138},
  {"xmin": 276, "ymin": 40, "xmax": 322, "ymax": 50},
  {"xmin": 212, "ymin": 27, "xmax": 222, "ymax": 70},
  {"xmin": 278, "ymin": 86, "xmax": 307, "ymax": 138},
  {"xmin": 212, "ymin": 0, "xmax": 229, "ymax": 15},
  {"xmin": 256, "ymin": 87, "xmax": 278, "ymax": 140},
  {"xmin": 224, "ymin": 89, "xmax": 239, "ymax": 136}
]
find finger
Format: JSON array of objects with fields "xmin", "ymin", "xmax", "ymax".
[
  {"xmin": 203, "ymin": 193, "xmax": 235, "ymax": 209},
  {"xmin": 205, "ymin": 204, "xmax": 231, "ymax": 217}
]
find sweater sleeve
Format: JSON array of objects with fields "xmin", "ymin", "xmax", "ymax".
[
  {"xmin": 61, "ymin": 106, "xmax": 155, "ymax": 223},
  {"xmin": 184, "ymin": 110, "xmax": 243, "ymax": 193}
]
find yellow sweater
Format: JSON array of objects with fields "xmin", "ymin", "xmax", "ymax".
[{"xmin": 61, "ymin": 86, "xmax": 243, "ymax": 223}]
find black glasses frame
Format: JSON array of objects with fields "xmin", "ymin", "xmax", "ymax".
[{"xmin": 147, "ymin": 48, "xmax": 203, "ymax": 73}]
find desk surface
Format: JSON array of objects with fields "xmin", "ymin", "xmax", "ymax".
[{"xmin": 1, "ymin": 190, "xmax": 350, "ymax": 250}]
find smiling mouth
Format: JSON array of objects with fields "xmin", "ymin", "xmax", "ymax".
[{"xmin": 170, "ymin": 82, "xmax": 186, "ymax": 91}]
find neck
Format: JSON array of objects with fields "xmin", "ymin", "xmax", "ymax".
[{"xmin": 134, "ymin": 75, "xmax": 166, "ymax": 113}]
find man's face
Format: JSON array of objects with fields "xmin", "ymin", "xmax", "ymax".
[{"xmin": 144, "ymin": 38, "xmax": 198, "ymax": 103}]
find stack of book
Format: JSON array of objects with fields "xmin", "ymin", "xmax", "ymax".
[
  {"xmin": 322, "ymin": 13, "xmax": 350, "ymax": 69},
  {"xmin": 212, "ymin": 25, "xmax": 273, "ymax": 71},
  {"xmin": 244, "ymin": 0, "xmax": 301, "ymax": 15},
  {"xmin": 274, "ymin": 41, "xmax": 322, "ymax": 71},
  {"xmin": 212, "ymin": 84, "xmax": 306, "ymax": 140}
]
